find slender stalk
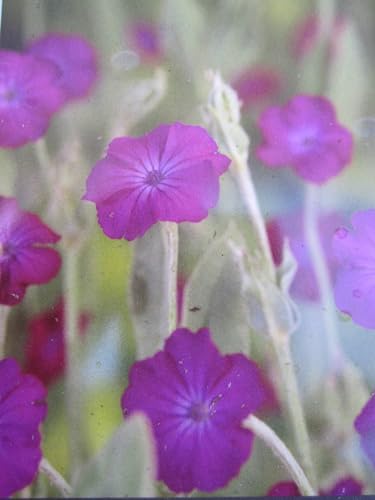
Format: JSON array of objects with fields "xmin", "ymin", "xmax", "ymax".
[
  {"xmin": 34, "ymin": 139, "xmax": 54, "ymax": 187},
  {"xmin": 39, "ymin": 458, "xmax": 72, "ymax": 498},
  {"xmin": 214, "ymin": 108, "xmax": 316, "ymax": 485},
  {"xmin": 63, "ymin": 242, "xmax": 84, "ymax": 476},
  {"xmin": 304, "ymin": 184, "xmax": 344, "ymax": 374},
  {"xmin": 163, "ymin": 222, "xmax": 178, "ymax": 333},
  {"xmin": 243, "ymin": 415, "xmax": 316, "ymax": 496},
  {"xmin": 0, "ymin": 305, "xmax": 10, "ymax": 358}
]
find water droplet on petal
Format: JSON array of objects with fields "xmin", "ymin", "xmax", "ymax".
[{"xmin": 335, "ymin": 227, "xmax": 348, "ymax": 239}]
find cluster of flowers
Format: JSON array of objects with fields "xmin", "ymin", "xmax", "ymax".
[{"xmin": 2, "ymin": 16, "xmax": 375, "ymax": 497}]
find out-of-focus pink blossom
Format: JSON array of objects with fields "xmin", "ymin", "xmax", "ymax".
[{"xmin": 232, "ymin": 67, "xmax": 282, "ymax": 111}]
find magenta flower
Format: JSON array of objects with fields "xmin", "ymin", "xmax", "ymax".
[
  {"xmin": 232, "ymin": 66, "xmax": 282, "ymax": 111},
  {"xmin": 267, "ymin": 211, "xmax": 343, "ymax": 301},
  {"xmin": 321, "ymin": 477, "xmax": 363, "ymax": 496},
  {"xmin": 0, "ymin": 358, "xmax": 47, "ymax": 497},
  {"xmin": 24, "ymin": 299, "xmax": 90, "ymax": 386},
  {"xmin": 267, "ymin": 481, "xmax": 301, "ymax": 496},
  {"xmin": 128, "ymin": 21, "xmax": 163, "ymax": 62},
  {"xmin": 121, "ymin": 328, "xmax": 270, "ymax": 493},
  {"xmin": 83, "ymin": 122, "xmax": 230, "ymax": 240},
  {"xmin": 28, "ymin": 32, "xmax": 98, "ymax": 102},
  {"xmin": 355, "ymin": 392, "xmax": 375, "ymax": 469},
  {"xmin": 256, "ymin": 95, "xmax": 353, "ymax": 184},
  {"xmin": 0, "ymin": 196, "xmax": 61, "ymax": 306},
  {"xmin": 291, "ymin": 14, "xmax": 347, "ymax": 61},
  {"xmin": 0, "ymin": 50, "xmax": 65, "ymax": 148},
  {"xmin": 333, "ymin": 209, "xmax": 375, "ymax": 328}
]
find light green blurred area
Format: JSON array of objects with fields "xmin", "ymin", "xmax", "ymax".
[{"xmin": 2, "ymin": 0, "xmax": 375, "ymax": 495}]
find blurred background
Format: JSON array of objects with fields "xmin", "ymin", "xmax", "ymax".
[{"xmin": 2, "ymin": 0, "xmax": 375, "ymax": 495}]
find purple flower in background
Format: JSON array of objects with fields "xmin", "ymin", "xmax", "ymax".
[
  {"xmin": 333, "ymin": 209, "xmax": 375, "ymax": 328},
  {"xmin": 28, "ymin": 32, "xmax": 98, "ymax": 102},
  {"xmin": 0, "ymin": 196, "xmax": 61, "ymax": 306},
  {"xmin": 232, "ymin": 66, "xmax": 282, "ymax": 111},
  {"xmin": 321, "ymin": 476, "xmax": 363, "ymax": 496},
  {"xmin": 0, "ymin": 358, "xmax": 47, "ymax": 497},
  {"xmin": 128, "ymin": 21, "xmax": 163, "ymax": 62},
  {"xmin": 121, "ymin": 328, "xmax": 270, "ymax": 493},
  {"xmin": 0, "ymin": 50, "xmax": 65, "ymax": 148},
  {"xmin": 267, "ymin": 481, "xmax": 301, "ymax": 496},
  {"xmin": 256, "ymin": 95, "xmax": 353, "ymax": 184},
  {"xmin": 267, "ymin": 211, "xmax": 343, "ymax": 301},
  {"xmin": 355, "ymin": 392, "xmax": 375, "ymax": 469},
  {"xmin": 83, "ymin": 122, "xmax": 230, "ymax": 240}
]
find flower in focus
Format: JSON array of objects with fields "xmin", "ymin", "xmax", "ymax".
[
  {"xmin": 128, "ymin": 20, "xmax": 163, "ymax": 63},
  {"xmin": 267, "ymin": 211, "xmax": 343, "ymax": 301},
  {"xmin": 291, "ymin": 14, "xmax": 347, "ymax": 61},
  {"xmin": 0, "ymin": 358, "xmax": 47, "ymax": 497},
  {"xmin": 24, "ymin": 299, "xmax": 90, "ymax": 386},
  {"xmin": 333, "ymin": 209, "xmax": 375, "ymax": 328},
  {"xmin": 256, "ymin": 95, "xmax": 353, "ymax": 184},
  {"xmin": 355, "ymin": 392, "xmax": 375, "ymax": 469},
  {"xmin": 0, "ymin": 196, "xmax": 61, "ymax": 306},
  {"xmin": 83, "ymin": 122, "xmax": 230, "ymax": 240},
  {"xmin": 121, "ymin": 328, "xmax": 270, "ymax": 493},
  {"xmin": 0, "ymin": 50, "xmax": 65, "ymax": 148},
  {"xmin": 28, "ymin": 32, "xmax": 98, "ymax": 102},
  {"xmin": 267, "ymin": 481, "xmax": 301, "ymax": 496},
  {"xmin": 232, "ymin": 66, "xmax": 282, "ymax": 111}
]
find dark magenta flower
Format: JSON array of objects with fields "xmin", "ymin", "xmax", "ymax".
[
  {"xmin": 0, "ymin": 358, "xmax": 47, "ymax": 497},
  {"xmin": 28, "ymin": 32, "xmax": 98, "ymax": 102},
  {"xmin": 321, "ymin": 476, "xmax": 363, "ymax": 496},
  {"xmin": 267, "ymin": 212, "xmax": 343, "ymax": 301},
  {"xmin": 232, "ymin": 66, "xmax": 282, "ymax": 111},
  {"xmin": 0, "ymin": 50, "xmax": 65, "ymax": 148},
  {"xmin": 355, "ymin": 392, "xmax": 375, "ymax": 469},
  {"xmin": 291, "ymin": 14, "xmax": 347, "ymax": 61},
  {"xmin": 256, "ymin": 95, "xmax": 353, "ymax": 184},
  {"xmin": 128, "ymin": 21, "xmax": 163, "ymax": 63},
  {"xmin": 267, "ymin": 481, "xmax": 301, "ymax": 496},
  {"xmin": 24, "ymin": 299, "xmax": 90, "ymax": 386},
  {"xmin": 83, "ymin": 122, "xmax": 230, "ymax": 241},
  {"xmin": 0, "ymin": 196, "xmax": 61, "ymax": 306},
  {"xmin": 121, "ymin": 328, "xmax": 270, "ymax": 493},
  {"xmin": 267, "ymin": 477, "xmax": 363, "ymax": 497},
  {"xmin": 333, "ymin": 209, "xmax": 375, "ymax": 328}
]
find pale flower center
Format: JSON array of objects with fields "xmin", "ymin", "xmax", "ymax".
[
  {"xmin": 145, "ymin": 170, "xmax": 164, "ymax": 187},
  {"xmin": 188, "ymin": 402, "xmax": 210, "ymax": 422}
]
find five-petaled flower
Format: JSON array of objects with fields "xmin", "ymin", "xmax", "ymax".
[
  {"xmin": 267, "ymin": 477, "xmax": 363, "ymax": 497},
  {"xmin": 0, "ymin": 50, "xmax": 65, "ymax": 148},
  {"xmin": 121, "ymin": 327, "xmax": 271, "ymax": 493},
  {"xmin": 333, "ymin": 209, "xmax": 375, "ymax": 328},
  {"xmin": 256, "ymin": 95, "xmax": 353, "ymax": 184},
  {"xmin": 0, "ymin": 358, "xmax": 47, "ymax": 497},
  {"xmin": 28, "ymin": 32, "xmax": 98, "ymax": 103},
  {"xmin": 267, "ymin": 211, "xmax": 343, "ymax": 301},
  {"xmin": 83, "ymin": 122, "xmax": 230, "ymax": 240},
  {"xmin": 24, "ymin": 299, "xmax": 90, "ymax": 386},
  {"xmin": 232, "ymin": 66, "xmax": 282, "ymax": 111},
  {"xmin": 0, "ymin": 196, "xmax": 61, "ymax": 306},
  {"xmin": 128, "ymin": 21, "xmax": 163, "ymax": 63},
  {"xmin": 355, "ymin": 391, "xmax": 375, "ymax": 469}
]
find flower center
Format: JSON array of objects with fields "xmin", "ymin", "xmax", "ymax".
[
  {"xmin": 188, "ymin": 402, "xmax": 210, "ymax": 422},
  {"xmin": 145, "ymin": 170, "xmax": 164, "ymax": 187},
  {"xmin": 0, "ymin": 85, "xmax": 16, "ymax": 105}
]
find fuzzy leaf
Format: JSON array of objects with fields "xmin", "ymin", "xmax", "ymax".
[{"xmin": 73, "ymin": 414, "xmax": 156, "ymax": 497}]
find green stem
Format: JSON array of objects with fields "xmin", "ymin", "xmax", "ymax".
[
  {"xmin": 0, "ymin": 305, "xmax": 10, "ymax": 358},
  {"xmin": 243, "ymin": 415, "xmax": 316, "ymax": 496},
  {"xmin": 39, "ymin": 458, "xmax": 72, "ymax": 498},
  {"xmin": 163, "ymin": 222, "xmax": 178, "ymax": 333},
  {"xmin": 63, "ymin": 242, "xmax": 84, "ymax": 476},
  {"xmin": 304, "ymin": 184, "xmax": 344, "ymax": 373}
]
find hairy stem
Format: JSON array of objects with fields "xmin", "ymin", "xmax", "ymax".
[
  {"xmin": 0, "ymin": 305, "xmax": 10, "ymax": 358},
  {"xmin": 163, "ymin": 222, "xmax": 178, "ymax": 333},
  {"xmin": 39, "ymin": 458, "xmax": 72, "ymax": 498},
  {"xmin": 243, "ymin": 415, "xmax": 316, "ymax": 496},
  {"xmin": 304, "ymin": 184, "xmax": 343, "ymax": 373}
]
